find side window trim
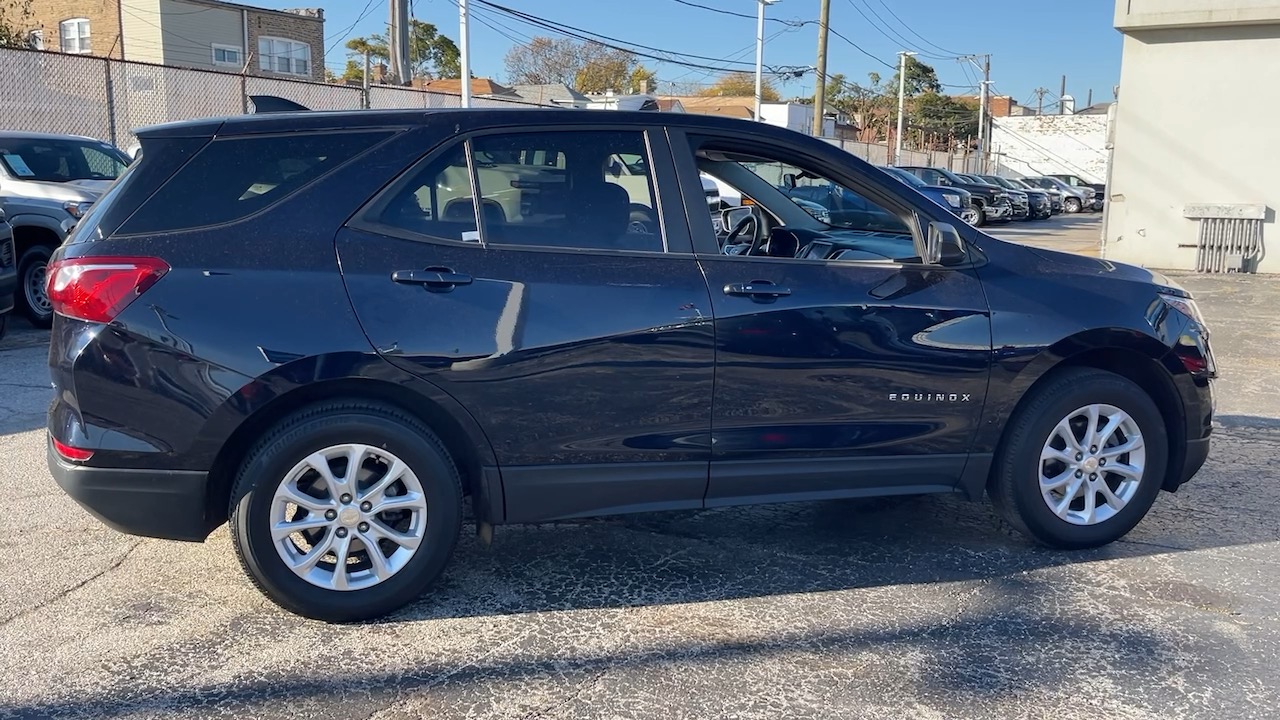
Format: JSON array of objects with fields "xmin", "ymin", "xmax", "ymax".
[{"xmin": 354, "ymin": 125, "xmax": 693, "ymax": 255}]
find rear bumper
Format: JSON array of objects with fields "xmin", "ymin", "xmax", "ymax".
[
  {"xmin": 1178, "ymin": 436, "xmax": 1211, "ymax": 487},
  {"xmin": 48, "ymin": 441, "xmax": 212, "ymax": 541}
]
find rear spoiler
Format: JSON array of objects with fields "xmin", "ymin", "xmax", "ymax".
[{"xmin": 248, "ymin": 95, "xmax": 311, "ymax": 114}]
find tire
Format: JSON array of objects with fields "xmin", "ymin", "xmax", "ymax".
[
  {"xmin": 989, "ymin": 367, "xmax": 1168, "ymax": 550},
  {"xmin": 16, "ymin": 244, "xmax": 54, "ymax": 328},
  {"xmin": 969, "ymin": 205, "xmax": 987, "ymax": 227},
  {"xmin": 229, "ymin": 401, "xmax": 463, "ymax": 622},
  {"xmin": 959, "ymin": 206, "xmax": 981, "ymax": 227},
  {"xmin": 1064, "ymin": 197, "xmax": 1082, "ymax": 214}
]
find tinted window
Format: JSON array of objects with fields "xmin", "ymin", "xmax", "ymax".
[
  {"xmin": 739, "ymin": 160, "xmax": 908, "ymax": 235},
  {"xmin": 0, "ymin": 137, "xmax": 129, "ymax": 182},
  {"xmin": 374, "ymin": 131, "xmax": 665, "ymax": 253},
  {"xmin": 121, "ymin": 131, "xmax": 389, "ymax": 235}
]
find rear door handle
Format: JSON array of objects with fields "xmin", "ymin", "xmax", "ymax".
[
  {"xmin": 391, "ymin": 267, "xmax": 474, "ymax": 292},
  {"xmin": 724, "ymin": 281, "xmax": 792, "ymax": 300}
]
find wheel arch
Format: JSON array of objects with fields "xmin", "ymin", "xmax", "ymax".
[
  {"xmin": 11, "ymin": 220, "xmax": 62, "ymax": 255},
  {"xmin": 203, "ymin": 372, "xmax": 501, "ymax": 533},
  {"xmin": 974, "ymin": 328, "xmax": 1187, "ymax": 499}
]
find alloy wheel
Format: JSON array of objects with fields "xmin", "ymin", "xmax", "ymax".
[
  {"xmin": 1038, "ymin": 404, "xmax": 1145, "ymax": 526},
  {"xmin": 960, "ymin": 207, "xmax": 981, "ymax": 226},
  {"xmin": 270, "ymin": 443, "xmax": 428, "ymax": 591}
]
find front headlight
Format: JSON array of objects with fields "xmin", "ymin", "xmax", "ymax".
[
  {"xmin": 1158, "ymin": 292, "xmax": 1206, "ymax": 327},
  {"xmin": 942, "ymin": 193, "xmax": 961, "ymax": 208},
  {"xmin": 63, "ymin": 201, "xmax": 93, "ymax": 219}
]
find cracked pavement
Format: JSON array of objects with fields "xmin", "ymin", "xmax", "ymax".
[{"xmin": 2, "ymin": 226, "xmax": 1279, "ymax": 719}]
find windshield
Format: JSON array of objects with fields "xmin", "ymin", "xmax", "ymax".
[
  {"xmin": 982, "ymin": 175, "xmax": 1016, "ymax": 190},
  {"xmin": 882, "ymin": 166, "xmax": 926, "ymax": 188},
  {"xmin": 0, "ymin": 137, "xmax": 130, "ymax": 183},
  {"xmin": 739, "ymin": 160, "xmax": 911, "ymax": 235}
]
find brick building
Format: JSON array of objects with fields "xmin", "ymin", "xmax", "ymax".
[{"xmin": 23, "ymin": 0, "xmax": 325, "ymax": 81}]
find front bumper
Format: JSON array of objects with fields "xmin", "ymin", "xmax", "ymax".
[
  {"xmin": 985, "ymin": 204, "xmax": 1013, "ymax": 221},
  {"xmin": 48, "ymin": 440, "xmax": 213, "ymax": 542}
]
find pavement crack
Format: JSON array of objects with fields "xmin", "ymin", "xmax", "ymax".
[
  {"xmin": 0, "ymin": 540, "xmax": 141, "ymax": 628},
  {"xmin": 519, "ymin": 666, "xmax": 609, "ymax": 719}
]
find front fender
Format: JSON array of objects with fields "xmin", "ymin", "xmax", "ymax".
[{"xmin": 974, "ymin": 327, "xmax": 1182, "ymax": 454}]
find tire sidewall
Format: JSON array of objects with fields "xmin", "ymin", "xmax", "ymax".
[
  {"xmin": 232, "ymin": 412, "xmax": 461, "ymax": 621},
  {"xmin": 1065, "ymin": 197, "xmax": 1082, "ymax": 214},
  {"xmin": 1006, "ymin": 376, "xmax": 1168, "ymax": 548},
  {"xmin": 17, "ymin": 244, "xmax": 54, "ymax": 327}
]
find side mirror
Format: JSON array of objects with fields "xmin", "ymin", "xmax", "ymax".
[
  {"xmin": 924, "ymin": 221, "xmax": 966, "ymax": 265},
  {"xmin": 721, "ymin": 206, "xmax": 753, "ymax": 231},
  {"xmin": 782, "ymin": 173, "xmax": 797, "ymax": 189}
]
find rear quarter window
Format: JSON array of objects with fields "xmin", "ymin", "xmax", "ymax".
[{"xmin": 118, "ymin": 131, "xmax": 390, "ymax": 235}]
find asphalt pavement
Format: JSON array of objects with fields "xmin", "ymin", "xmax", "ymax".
[{"xmin": 2, "ymin": 217, "xmax": 1278, "ymax": 719}]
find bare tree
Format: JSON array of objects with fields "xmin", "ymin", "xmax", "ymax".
[
  {"xmin": 0, "ymin": 0, "xmax": 34, "ymax": 48},
  {"xmin": 505, "ymin": 36, "xmax": 653, "ymax": 93}
]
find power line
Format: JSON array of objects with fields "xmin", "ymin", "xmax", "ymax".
[
  {"xmin": 326, "ymin": 0, "xmax": 384, "ymax": 55},
  {"xmin": 843, "ymin": 0, "xmax": 955, "ymax": 61},
  {"xmin": 668, "ymin": 0, "xmax": 811, "ymax": 28},
  {"xmin": 870, "ymin": 0, "xmax": 969, "ymax": 57},
  {"xmin": 473, "ymin": 0, "xmax": 808, "ymax": 76},
  {"xmin": 827, "ymin": 25, "xmax": 895, "ymax": 71}
]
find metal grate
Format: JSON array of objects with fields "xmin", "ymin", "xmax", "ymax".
[{"xmin": 1183, "ymin": 204, "xmax": 1266, "ymax": 273}]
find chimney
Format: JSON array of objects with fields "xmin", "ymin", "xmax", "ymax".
[{"xmin": 1061, "ymin": 95, "xmax": 1076, "ymax": 114}]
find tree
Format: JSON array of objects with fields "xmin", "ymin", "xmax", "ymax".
[
  {"xmin": 699, "ymin": 72, "xmax": 779, "ymax": 101},
  {"xmin": 629, "ymin": 65, "xmax": 657, "ymax": 95},
  {"xmin": 911, "ymin": 92, "xmax": 979, "ymax": 145},
  {"xmin": 0, "ymin": 0, "xmax": 33, "ymax": 48},
  {"xmin": 505, "ymin": 36, "xmax": 653, "ymax": 94},
  {"xmin": 346, "ymin": 20, "xmax": 460, "ymax": 82},
  {"xmin": 887, "ymin": 56, "xmax": 941, "ymax": 97}
]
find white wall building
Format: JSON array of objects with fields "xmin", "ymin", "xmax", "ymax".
[
  {"xmin": 1106, "ymin": 0, "xmax": 1280, "ymax": 273},
  {"xmin": 759, "ymin": 102, "xmax": 835, "ymax": 137},
  {"xmin": 989, "ymin": 115, "xmax": 1109, "ymax": 182}
]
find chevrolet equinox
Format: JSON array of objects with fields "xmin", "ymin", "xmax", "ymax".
[{"xmin": 46, "ymin": 109, "xmax": 1215, "ymax": 621}]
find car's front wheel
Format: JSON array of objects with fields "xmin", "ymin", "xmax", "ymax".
[
  {"xmin": 990, "ymin": 368, "xmax": 1167, "ymax": 549},
  {"xmin": 1064, "ymin": 197, "xmax": 1083, "ymax": 214},
  {"xmin": 961, "ymin": 206, "xmax": 984, "ymax": 227},
  {"xmin": 229, "ymin": 402, "xmax": 463, "ymax": 622},
  {"xmin": 16, "ymin": 245, "xmax": 54, "ymax": 328}
]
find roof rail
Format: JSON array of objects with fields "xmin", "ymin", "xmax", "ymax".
[{"xmin": 248, "ymin": 96, "xmax": 311, "ymax": 114}]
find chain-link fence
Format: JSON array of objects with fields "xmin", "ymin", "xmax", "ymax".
[{"xmin": 0, "ymin": 46, "xmax": 972, "ymax": 173}]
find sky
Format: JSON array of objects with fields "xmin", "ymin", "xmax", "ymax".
[{"xmin": 257, "ymin": 0, "xmax": 1122, "ymax": 109}]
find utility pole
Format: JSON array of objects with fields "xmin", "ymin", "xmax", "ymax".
[
  {"xmin": 958, "ymin": 54, "xmax": 991, "ymax": 172},
  {"xmin": 388, "ymin": 0, "xmax": 410, "ymax": 85},
  {"xmin": 362, "ymin": 48, "xmax": 371, "ymax": 108},
  {"xmin": 1059, "ymin": 75, "xmax": 1067, "ymax": 114},
  {"xmin": 811, "ymin": 0, "xmax": 831, "ymax": 137},
  {"xmin": 894, "ymin": 51, "xmax": 915, "ymax": 164},
  {"xmin": 754, "ymin": 0, "xmax": 777, "ymax": 122},
  {"xmin": 1032, "ymin": 87, "xmax": 1049, "ymax": 115},
  {"xmin": 459, "ymin": 0, "xmax": 471, "ymax": 107},
  {"xmin": 1086, "ymin": 88, "xmax": 1093, "ymax": 108}
]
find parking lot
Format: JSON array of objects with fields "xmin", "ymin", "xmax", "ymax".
[{"xmin": 2, "ymin": 216, "xmax": 1278, "ymax": 719}]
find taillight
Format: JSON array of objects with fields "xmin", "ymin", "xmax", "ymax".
[
  {"xmin": 45, "ymin": 256, "xmax": 169, "ymax": 323},
  {"xmin": 52, "ymin": 436, "xmax": 94, "ymax": 462}
]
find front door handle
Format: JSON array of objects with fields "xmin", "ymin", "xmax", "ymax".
[
  {"xmin": 724, "ymin": 280, "xmax": 792, "ymax": 300},
  {"xmin": 391, "ymin": 267, "xmax": 474, "ymax": 292}
]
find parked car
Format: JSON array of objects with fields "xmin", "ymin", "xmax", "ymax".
[
  {"xmin": 878, "ymin": 165, "xmax": 979, "ymax": 226},
  {"xmin": 897, "ymin": 166, "xmax": 1013, "ymax": 226},
  {"xmin": 980, "ymin": 175, "xmax": 1052, "ymax": 220},
  {"xmin": 0, "ymin": 203, "xmax": 14, "ymax": 341},
  {"xmin": 1010, "ymin": 178, "xmax": 1063, "ymax": 214},
  {"xmin": 0, "ymin": 131, "xmax": 132, "ymax": 327},
  {"xmin": 47, "ymin": 108, "xmax": 1215, "ymax": 622},
  {"xmin": 958, "ymin": 173, "xmax": 1030, "ymax": 221},
  {"xmin": 1048, "ymin": 173, "xmax": 1105, "ymax": 208},
  {"xmin": 1024, "ymin": 176, "xmax": 1094, "ymax": 214}
]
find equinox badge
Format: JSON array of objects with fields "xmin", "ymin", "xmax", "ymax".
[{"xmin": 889, "ymin": 393, "xmax": 973, "ymax": 402}]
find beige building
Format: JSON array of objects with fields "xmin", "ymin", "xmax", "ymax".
[
  {"xmin": 1106, "ymin": 0, "xmax": 1279, "ymax": 273},
  {"xmin": 25, "ymin": 0, "xmax": 324, "ymax": 81}
]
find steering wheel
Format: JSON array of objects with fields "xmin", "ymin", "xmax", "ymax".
[{"xmin": 722, "ymin": 207, "xmax": 764, "ymax": 255}]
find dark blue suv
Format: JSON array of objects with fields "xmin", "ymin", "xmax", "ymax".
[{"xmin": 45, "ymin": 109, "xmax": 1215, "ymax": 621}]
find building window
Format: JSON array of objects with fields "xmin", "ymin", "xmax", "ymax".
[
  {"xmin": 212, "ymin": 44, "xmax": 243, "ymax": 68},
  {"xmin": 60, "ymin": 18, "xmax": 90, "ymax": 54},
  {"xmin": 258, "ymin": 37, "xmax": 311, "ymax": 76}
]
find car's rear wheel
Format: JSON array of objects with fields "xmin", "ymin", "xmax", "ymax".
[
  {"xmin": 16, "ymin": 245, "xmax": 54, "ymax": 328},
  {"xmin": 1064, "ymin": 197, "xmax": 1082, "ymax": 214},
  {"xmin": 989, "ymin": 368, "xmax": 1167, "ymax": 549},
  {"xmin": 229, "ymin": 402, "xmax": 462, "ymax": 622}
]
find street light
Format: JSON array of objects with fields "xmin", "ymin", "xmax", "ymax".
[{"xmin": 755, "ymin": 0, "xmax": 778, "ymax": 122}]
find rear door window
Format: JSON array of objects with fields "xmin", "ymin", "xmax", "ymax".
[{"xmin": 119, "ymin": 131, "xmax": 390, "ymax": 235}]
